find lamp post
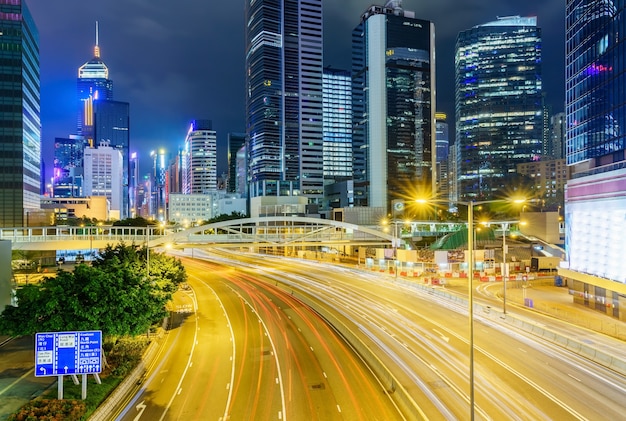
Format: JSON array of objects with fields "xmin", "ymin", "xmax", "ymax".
[
  {"xmin": 416, "ymin": 197, "xmax": 524, "ymax": 420},
  {"xmin": 502, "ymin": 222, "xmax": 509, "ymax": 315},
  {"xmin": 146, "ymin": 226, "xmax": 150, "ymax": 278},
  {"xmin": 393, "ymin": 219, "xmax": 399, "ymax": 280}
]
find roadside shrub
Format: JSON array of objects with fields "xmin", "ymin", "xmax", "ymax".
[
  {"xmin": 7, "ymin": 399, "xmax": 86, "ymax": 420},
  {"xmin": 102, "ymin": 336, "xmax": 150, "ymax": 377}
]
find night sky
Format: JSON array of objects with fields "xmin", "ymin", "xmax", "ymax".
[{"xmin": 26, "ymin": 0, "xmax": 565, "ymax": 179}]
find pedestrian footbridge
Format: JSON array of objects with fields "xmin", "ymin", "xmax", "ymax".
[{"xmin": 3, "ymin": 217, "xmax": 401, "ymax": 252}]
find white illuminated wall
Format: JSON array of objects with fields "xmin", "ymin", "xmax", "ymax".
[{"xmin": 565, "ymin": 169, "xmax": 626, "ymax": 284}]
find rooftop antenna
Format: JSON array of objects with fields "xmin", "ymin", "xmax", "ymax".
[{"xmin": 94, "ymin": 21, "xmax": 100, "ymax": 58}]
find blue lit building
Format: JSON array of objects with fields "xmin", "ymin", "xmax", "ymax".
[
  {"xmin": 352, "ymin": 1, "xmax": 436, "ymax": 211},
  {"xmin": 0, "ymin": 0, "xmax": 40, "ymax": 227},
  {"xmin": 561, "ymin": 0, "xmax": 626, "ymax": 310},
  {"xmin": 77, "ymin": 22, "xmax": 113, "ymax": 140},
  {"xmin": 93, "ymin": 99, "xmax": 130, "ymax": 218},
  {"xmin": 53, "ymin": 135, "xmax": 88, "ymax": 198},
  {"xmin": 455, "ymin": 16, "xmax": 543, "ymax": 201},
  {"xmin": 244, "ymin": 0, "xmax": 324, "ymax": 205}
]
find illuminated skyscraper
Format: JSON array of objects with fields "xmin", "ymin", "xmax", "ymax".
[
  {"xmin": 84, "ymin": 141, "xmax": 123, "ymax": 220},
  {"xmin": 74, "ymin": 24, "xmax": 130, "ymax": 219},
  {"xmin": 77, "ymin": 22, "xmax": 113, "ymax": 139},
  {"xmin": 352, "ymin": 1, "xmax": 436, "ymax": 210},
  {"xmin": 435, "ymin": 113, "xmax": 450, "ymax": 199},
  {"xmin": 53, "ymin": 135, "xmax": 88, "ymax": 198},
  {"xmin": 0, "ymin": 0, "xmax": 40, "ymax": 227},
  {"xmin": 245, "ymin": 0, "xmax": 324, "ymax": 204},
  {"xmin": 93, "ymin": 99, "xmax": 130, "ymax": 218},
  {"xmin": 322, "ymin": 67, "xmax": 353, "ymax": 210},
  {"xmin": 323, "ymin": 67, "xmax": 352, "ymax": 181},
  {"xmin": 562, "ymin": 1, "xmax": 626, "ymax": 296},
  {"xmin": 455, "ymin": 16, "xmax": 543, "ymax": 201},
  {"xmin": 182, "ymin": 120, "xmax": 217, "ymax": 194}
]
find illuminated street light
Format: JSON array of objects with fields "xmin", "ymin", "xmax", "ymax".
[{"xmin": 416, "ymin": 197, "xmax": 525, "ymax": 421}]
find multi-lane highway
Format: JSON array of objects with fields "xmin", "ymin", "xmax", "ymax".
[
  {"xmin": 4, "ymin": 248, "xmax": 625, "ymax": 420},
  {"xmin": 175, "ymin": 249, "xmax": 626, "ymax": 420},
  {"xmin": 115, "ymin": 254, "xmax": 402, "ymax": 420}
]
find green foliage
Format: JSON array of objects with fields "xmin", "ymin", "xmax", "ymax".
[
  {"xmin": 102, "ymin": 336, "xmax": 150, "ymax": 377},
  {"xmin": 112, "ymin": 216, "xmax": 155, "ymax": 227},
  {"xmin": 0, "ymin": 243, "xmax": 186, "ymax": 337},
  {"xmin": 7, "ymin": 399, "xmax": 86, "ymax": 421},
  {"xmin": 197, "ymin": 211, "xmax": 248, "ymax": 225}
]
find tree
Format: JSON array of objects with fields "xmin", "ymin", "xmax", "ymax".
[{"xmin": 0, "ymin": 243, "xmax": 186, "ymax": 337}]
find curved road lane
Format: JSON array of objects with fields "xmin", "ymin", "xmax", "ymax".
[{"xmin": 118, "ymin": 256, "xmax": 402, "ymax": 420}]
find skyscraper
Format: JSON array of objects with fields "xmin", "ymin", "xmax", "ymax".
[
  {"xmin": 227, "ymin": 132, "xmax": 246, "ymax": 194},
  {"xmin": 74, "ymin": 25, "xmax": 130, "ymax": 219},
  {"xmin": 84, "ymin": 141, "xmax": 123, "ymax": 220},
  {"xmin": 322, "ymin": 67, "xmax": 353, "ymax": 210},
  {"xmin": 245, "ymin": 0, "xmax": 324, "ymax": 203},
  {"xmin": 435, "ymin": 112, "xmax": 450, "ymax": 199},
  {"xmin": 455, "ymin": 16, "xmax": 543, "ymax": 201},
  {"xmin": 77, "ymin": 22, "xmax": 113, "ymax": 139},
  {"xmin": 549, "ymin": 112, "xmax": 566, "ymax": 159},
  {"xmin": 0, "ymin": 0, "xmax": 40, "ymax": 227},
  {"xmin": 93, "ymin": 99, "xmax": 130, "ymax": 217},
  {"xmin": 182, "ymin": 120, "xmax": 217, "ymax": 194},
  {"xmin": 322, "ymin": 67, "xmax": 353, "ymax": 181},
  {"xmin": 352, "ymin": 1, "xmax": 436, "ymax": 211},
  {"xmin": 562, "ymin": 1, "xmax": 626, "ymax": 299},
  {"xmin": 53, "ymin": 135, "xmax": 88, "ymax": 198}
]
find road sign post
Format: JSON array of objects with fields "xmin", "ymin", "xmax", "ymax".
[{"xmin": 35, "ymin": 330, "xmax": 102, "ymax": 399}]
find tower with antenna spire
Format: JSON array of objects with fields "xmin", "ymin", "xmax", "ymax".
[{"xmin": 77, "ymin": 21, "xmax": 113, "ymax": 140}]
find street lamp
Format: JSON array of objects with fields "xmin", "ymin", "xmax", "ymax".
[
  {"xmin": 416, "ymin": 197, "xmax": 524, "ymax": 420},
  {"xmin": 383, "ymin": 218, "xmax": 401, "ymax": 279}
]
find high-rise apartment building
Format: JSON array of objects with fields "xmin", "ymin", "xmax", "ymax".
[
  {"xmin": 562, "ymin": 1, "xmax": 626, "ymax": 304},
  {"xmin": 0, "ymin": 0, "xmax": 40, "ymax": 227},
  {"xmin": 84, "ymin": 141, "xmax": 123, "ymax": 220},
  {"xmin": 352, "ymin": 1, "xmax": 436, "ymax": 210},
  {"xmin": 455, "ymin": 16, "xmax": 543, "ymax": 201},
  {"xmin": 245, "ymin": 0, "xmax": 324, "ymax": 203},
  {"xmin": 182, "ymin": 120, "xmax": 217, "ymax": 194}
]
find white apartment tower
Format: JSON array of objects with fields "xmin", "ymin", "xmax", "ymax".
[
  {"xmin": 84, "ymin": 141, "xmax": 123, "ymax": 220},
  {"xmin": 182, "ymin": 120, "xmax": 217, "ymax": 194}
]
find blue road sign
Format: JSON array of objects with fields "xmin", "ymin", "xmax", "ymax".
[{"xmin": 35, "ymin": 330, "xmax": 102, "ymax": 377}]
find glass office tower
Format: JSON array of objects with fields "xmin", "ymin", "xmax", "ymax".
[
  {"xmin": 455, "ymin": 16, "xmax": 543, "ymax": 201},
  {"xmin": 245, "ymin": 0, "xmax": 324, "ymax": 203},
  {"xmin": 0, "ymin": 0, "xmax": 40, "ymax": 227},
  {"xmin": 93, "ymin": 99, "xmax": 130, "ymax": 218},
  {"xmin": 77, "ymin": 22, "xmax": 113, "ymax": 139},
  {"xmin": 322, "ymin": 67, "xmax": 352, "ymax": 181},
  {"xmin": 352, "ymin": 1, "xmax": 436, "ymax": 210},
  {"xmin": 562, "ymin": 0, "xmax": 626, "ymax": 307}
]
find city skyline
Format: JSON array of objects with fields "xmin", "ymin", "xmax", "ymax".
[{"xmin": 27, "ymin": 0, "xmax": 565, "ymax": 179}]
